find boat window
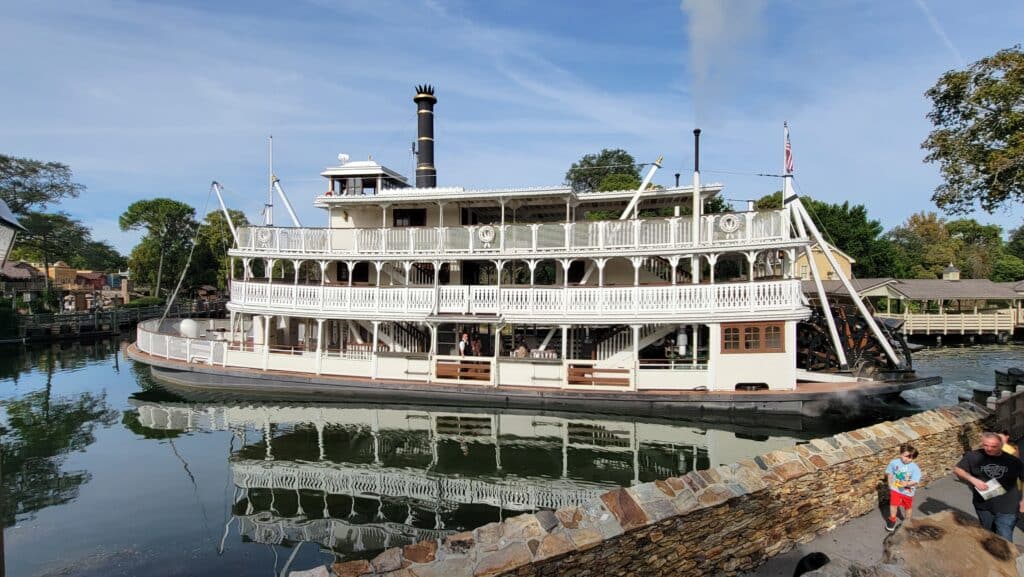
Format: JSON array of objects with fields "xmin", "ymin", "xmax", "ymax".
[
  {"xmin": 723, "ymin": 327, "xmax": 740, "ymax": 350},
  {"xmin": 394, "ymin": 208, "xmax": 427, "ymax": 227},
  {"xmin": 743, "ymin": 327, "xmax": 760, "ymax": 350},
  {"xmin": 765, "ymin": 325, "xmax": 782, "ymax": 350}
]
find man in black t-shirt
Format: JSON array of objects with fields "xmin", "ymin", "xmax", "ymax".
[{"xmin": 953, "ymin": 431, "xmax": 1024, "ymax": 540}]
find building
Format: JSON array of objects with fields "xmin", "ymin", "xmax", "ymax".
[{"xmin": 792, "ymin": 242, "xmax": 855, "ymax": 281}]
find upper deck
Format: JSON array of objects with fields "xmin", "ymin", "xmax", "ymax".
[{"xmin": 231, "ymin": 209, "xmax": 806, "ymax": 260}]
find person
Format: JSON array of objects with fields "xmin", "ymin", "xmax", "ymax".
[
  {"xmin": 884, "ymin": 443, "xmax": 921, "ymax": 531},
  {"xmin": 458, "ymin": 332, "xmax": 469, "ymax": 357},
  {"xmin": 514, "ymin": 340, "xmax": 529, "ymax": 359},
  {"xmin": 953, "ymin": 431, "xmax": 1024, "ymax": 540},
  {"xmin": 471, "ymin": 335, "xmax": 482, "ymax": 357}
]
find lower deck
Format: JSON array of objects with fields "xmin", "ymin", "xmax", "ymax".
[{"xmin": 128, "ymin": 349, "xmax": 938, "ymax": 416}]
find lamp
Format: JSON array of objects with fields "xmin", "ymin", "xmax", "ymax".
[{"xmin": 0, "ymin": 199, "xmax": 24, "ymax": 268}]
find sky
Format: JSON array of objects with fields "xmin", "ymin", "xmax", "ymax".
[{"xmin": 2, "ymin": 0, "xmax": 1022, "ymax": 255}]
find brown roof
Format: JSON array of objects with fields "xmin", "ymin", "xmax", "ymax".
[
  {"xmin": 76, "ymin": 271, "xmax": 106, "ymax": 280},
  {"xmin": 0, "ymin": 261, "xmax": 41, "ymax": 281},
  {"xmin": 803, "ymin": 277, "xmax": 1021, "ymax": 300}
]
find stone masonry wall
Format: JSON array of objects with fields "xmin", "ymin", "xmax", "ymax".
[{"xmin": 332, "ymin": 403, "xmax": 993, "ymax": 577}]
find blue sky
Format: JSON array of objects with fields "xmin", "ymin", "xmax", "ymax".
[{"xmin": 2, "ymin": 0, "xmax": 1022, "ymax": 254}]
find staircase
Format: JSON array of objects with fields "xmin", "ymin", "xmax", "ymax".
[
  {"xmin": 594, "ymin": 324, "xmax": 675, "ymax": 368},
  {"xmin": 355, "ymin": 319, "xmax": 429, "ymax": 353},
  {"xmin": 381, "ymin": 263, "xmax": 433, "ymax": 286}
]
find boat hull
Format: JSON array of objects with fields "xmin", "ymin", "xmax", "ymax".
[{"xmin": 127, "ymin": 344, "xmax": 940, "ymax": 418}]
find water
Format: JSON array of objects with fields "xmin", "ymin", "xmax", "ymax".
[{"xmin": 0, "ymin": 339, "xmax": 1019, "ymax": 577}]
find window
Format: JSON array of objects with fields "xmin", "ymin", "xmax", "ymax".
[
  {"xmin": 722, "ymin": 322, "xmax": 784, "ymax": 354},
  {"xmin": 723, "ymin": 327, "xmax": 740, "ymax": 351},
  {"xmin": 743, "ymin": 327, "xmax": 760, "ymax": 350}
]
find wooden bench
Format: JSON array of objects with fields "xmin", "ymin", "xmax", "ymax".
[
  {"xmin": 436, "ymin": 360, "xmax": 491, "ymax": 382},
  {"xmin": 567, "ymin": 365, "xmax": 630, "ymax": 387}
]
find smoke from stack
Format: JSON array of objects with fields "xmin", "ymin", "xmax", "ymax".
[{"xmin": 414, "ymin": 85, "xmax": 437, "ymax": 188}]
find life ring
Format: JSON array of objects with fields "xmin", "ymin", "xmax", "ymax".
[
  {"xmin": 256, "ymin": 228, "xmax": 274, "ymax": 246},
  {"xmin": 718, "ymin": 214, "xmax": 741, "ymax": 233},
  {"xmin": 478, "ymin": 225, "xmax": 496, "ymax": 244}
]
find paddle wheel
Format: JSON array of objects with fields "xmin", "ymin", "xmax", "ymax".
[{"xmin": 797, "ymin": 304, "xmax": 915, "ymax": 377}]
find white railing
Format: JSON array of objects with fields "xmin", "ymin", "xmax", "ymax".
[
  {"xmin": 233, "ymin": 210, "xmax": 793, "ymax": 258},
  {"xmin": 877, "ymin": 311, "xmax": 1016, "ymax": 335},
  {"xmin": 135, "ymin": 319, "xmax": 229, "ymax": 365},
  {"xmin": 229, "ymin": 279, "xmax": 804, "ymax": 320}
]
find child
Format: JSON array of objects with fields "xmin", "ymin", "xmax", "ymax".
[{"xmin": 885, "ymin": 443, "xmax": 922, "ymax": 531}]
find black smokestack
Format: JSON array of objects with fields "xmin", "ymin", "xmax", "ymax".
[
  {"xmin": 414, "ymin": 85, "xmax": 437, "ymax": 188},
  {"xmin": 693, "ymin": 128, "xmax": 701, "ymax": 173}
]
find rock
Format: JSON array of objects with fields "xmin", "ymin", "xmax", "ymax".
[
  {"xmin": 288, "ymin": 566, "xmax": 329, "ymax": 577},
  {"xmin": 404, "ymin": 539, "xmax": 438, "ymax": 564},
  {"xmin": 882, "ymin": 511, "xmax": 1018, "ymax": 577},
  {"xmin": 331, "ymin": 560, "xmax": 370, "ymax": 577},
  {"xmin": 370, "ymin": 547, "xmax": 405, "ymax": 573}
]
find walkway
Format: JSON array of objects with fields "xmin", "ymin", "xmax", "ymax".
[{"xmin": 744, "ymin": 473, "xmax": 1024, "ymax": 576}]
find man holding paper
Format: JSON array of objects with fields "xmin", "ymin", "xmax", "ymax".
[{"xmin": 953, "ymin": 431, "xmax": 1024, "ymax": 540}]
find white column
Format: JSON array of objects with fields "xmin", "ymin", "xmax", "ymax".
[
  {"xmin": 595, "ymin": 258, "xmax": 607, "ymax": 287},
  {"xmin": 561, "ymin": 325, "xmax": 569, "ymax": 360},
  {"xmin": 371, "ymin": 320, "xmax": 380, "ymax": 379},
  {"xmin": 293, "ymin": 260, "xmax": 301, "ymax": 285},
  {"xmin": 631, "ymin": 257, "xmax": 642, "ymax": 286},
  {"xmin": 746, "ymin": 252, "xmax": 757, "ymax": 282},
  {"xmin": 319, "ymin": 261, "xmax": 328, "ymax": 285},
  {"xmin": 691, "ymin": 256, "xmax": 700, "ymax": 284},
  {"xmin": 315, "ymin": 318, "xmax": 324, "ymax": 375},
  {"xmin": 705, "ymin": 254, "xmax": 719, "ymax": 284},
  {"xmin": 668, "ymin": 256, "xmax": 680, "ymax": 286},
  {"xmin": 262, "ymin": 315, "xmax": 272, "ymax": 370}
]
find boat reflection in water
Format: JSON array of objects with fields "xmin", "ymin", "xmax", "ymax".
[{"xmin": 128, "ymin": 394, "xmax": 809, "ymax": 561}]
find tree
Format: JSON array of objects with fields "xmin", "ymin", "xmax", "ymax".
[
  {"xmin": 70, "ymin": 240, "xmax": 127, "ymax": 272},
  {"xmin": 754, "ymin": 191, "xmax": 783, "ymax": 210},
  {"xmin": 886, "ymin": 212, "xmax": 959, "ymax": 278},
  {"xmin": 1007, "ymin": 224, "xmax": 1024, "ymax": 260},
  {"xmin": 565, "ymin": 149, "xmax": 639, "ymax": 192},
  {"xmin": 0, "ymin": 154, "xmax": 85, "ymax": 215},
  {"xmin": 991, "ymin": 253, "xmax": 1024, "ymax": 282},
  {"xmin": 10, "ymin": 212, "xmax": 90, "ymax": 306},
  {"xmin": 801, "ymin": 199, "xmax": 900, "ymax": 278},
  {"xmin": 598, "ymin": 173, "xmax": 641, "ymax": 192},
  {"xmin": 119, "ymin": 199, "xmax": 197, "ymax": 297},
  {"xmin": 191, "ymin": 209, "xmax": 250, "ymax": 289},
  {"xmin": 947, "ymin": 218, "xmax": 1004, "ymax": 279},
  {"xmin": 922, "ymin": 46, "xmax": 1024, "ymax": 214}
]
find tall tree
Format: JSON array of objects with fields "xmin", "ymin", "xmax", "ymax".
[
  {"xmin": 947, "ymin": 218, "xmax": 1004, "ymax": 279},
  {"xmin": 119, "ymin": 199, "xmax": 197, "ymax": 297},
  {"xmin": 9, "ymin": 212, "xmax": 90, "ymax": 294},
  {"xmin": 191, "ymin": 209, "xmax": 249, "ymax": 289},
  {"xmin": 801, "ymin": 199, "xmax": 899, "ymax": 278},
  {"xmin": 70, "ymin": 240, "xmax": 127, "ymax": 272},
  {"xmin": 922, "ymin": 46, "xmax": 1024, "ymax": 213},
  {"xmin": 886, "ymin": 212, "xmax": 959, "ymax": 278},
  {"xmin": 565, "ymin": 149, "xmax": 639, "ymax": 192},
  {"xmin": 0, "ymin": 154, "xmax": 85, "ymax": 215},
  {"xmin": 1006, "ymin": 223, "xmax": 1024, "ymax": 261}
]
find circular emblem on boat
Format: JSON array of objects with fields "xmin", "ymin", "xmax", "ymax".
[
  {"xmin": 478, "ymin": 225, "xmax": 496, "ymax": 244},
  {"xmin": 718, "ymin": 214, "xmax": 741, "ymax": 233},
  {"xmin": 256, "ymin": 228, "xmax": 274, "ymax": 247}
]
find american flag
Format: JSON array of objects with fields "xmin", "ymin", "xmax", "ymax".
[{"xmin": 784, "ymin": 122, "xmax": 794, "ymax": 174}]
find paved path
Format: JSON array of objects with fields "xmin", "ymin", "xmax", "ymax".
[{"xmin": 744, "ymin": 473, "xmax": 1024, "ymax": 576}]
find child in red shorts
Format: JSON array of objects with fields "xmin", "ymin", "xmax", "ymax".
[{"xmin": 885, "ymin": 443, "xmax": 922, "ymax": 531}]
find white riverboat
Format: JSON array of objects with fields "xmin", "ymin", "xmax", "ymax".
[{"xmin": 128, "ymin": 86, "xmax": 937, "ymax": 414}]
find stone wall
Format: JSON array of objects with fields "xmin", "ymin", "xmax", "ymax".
[{"xmin": 332, "ymin": 403, "xmax": 993, "ymax": 577}]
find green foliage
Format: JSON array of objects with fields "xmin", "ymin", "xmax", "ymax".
[
  {"xmin": 923, "ymin": 46, "xmax": 1024, "ymax": 213},
  {"xmin": 802, "ymin": 198, "xmax": 899, "ymax": 278},
  {"xmin": 597, "ymin": 173, "xmax": 641, "ymax": 191},
  {"xmin": 120, "ymin": 198, "xmax": 197, "ymax": 297},
  {"xmin": 70, "ymin": 240, "xmax": 127, "ymax": 271},
  {"xmin": 1007, "ymin": 224, "xmax": 1024, "ymax": 260},
  {"xmin": 754, "ymin": 191, "xmax": 783, "ymax": 210},
  {"xmin": 0, "ymin": 154, "xmax": 85, "ymax": 215},
  {"xmin": 991, "ymin": 253, "xmax": 1024, "ymax": 282},
  {"xmin": 122, "ymin": 295, "xmax": 164, "ymax": 308},
  {"xmin": 886, "ymin": 212, "xmax": 959, "ymax": 278},
  {"xmin": 565, "ymin": 149, "xmax": 639, "ymax": 192},
  {"xmin": 190, "ymin": 209, "xmax": 250, "ymax": 289},
  {"xmin": 947, "ymin": 218, "xmax": 1004, "ymax": 279}
]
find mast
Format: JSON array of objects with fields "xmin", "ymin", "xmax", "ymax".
[{"xmin": 266, "ymin": 135, "xmax": 274, "ymax": 226}]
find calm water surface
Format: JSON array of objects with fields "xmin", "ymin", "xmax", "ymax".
[{"xmin": 0, "ymin": 339, "xmax": 1019, "ymax": 577}]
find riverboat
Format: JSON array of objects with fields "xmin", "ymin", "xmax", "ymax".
[{"xmin": 127, "ymin": 85, "xmax": 939, "ymax": 415}]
